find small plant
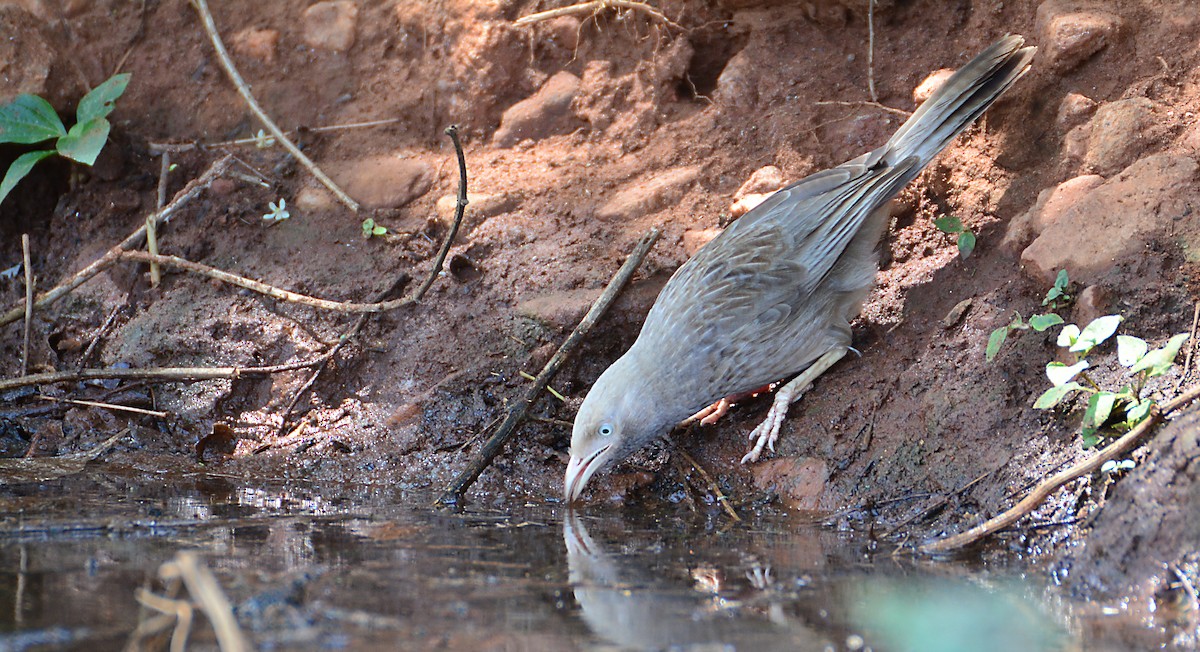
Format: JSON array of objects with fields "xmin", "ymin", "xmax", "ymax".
[
  {"xmin": 361, "ymin": 218, "xmax": 387, "ymax": 239},
  {"xmin": 262, "ymin": 198, "xmax": 290, "ymax": 222},
  {"xmin": 1042, "ymin": 269, "xmax": 1071, "ymax": 310},
  {"xmin": 253, "ymin": 129, "xmax": 275, "ymax": 149},
  {"xmin": 0, "ymin": 73, "xmax": 131, "ymax": 206},
  {"xmin": 934, "ymin": 215, "xmax": 976, "ymax": 259},
  {"xmin": 986, "ymin": 270, "xmax": 1073, "ymax": 361},
  {"xmin": 1034, "ymin": 314, "xmax": 1189, "ymax": 447}
]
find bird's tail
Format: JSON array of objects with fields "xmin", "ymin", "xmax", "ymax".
[{"xmin": 881, "ymin": 35, "xmax": 1036, "ymax": 168}]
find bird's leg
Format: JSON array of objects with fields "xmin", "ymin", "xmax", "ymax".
[
  {"xmin": 683, "ymin": 385, "xmax": 774, "ymax": 426},
  {"xmin": 741, "ymin": 348, "xmax": 848, "ymax": 464}
]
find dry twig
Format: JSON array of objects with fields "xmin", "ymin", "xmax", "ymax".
[
  {"xmin": 1174, "ymin": 302, "xmax": 1200, "ymax": 393},
  {"xmin": 922, "ymin": 382, "xmax": 1200, "ymax": 553},
  {"xmin": 148, "ymin": 152, "xmax": 171, "ymax": 287},
  {"xmin": 189, "ymin": 0, "xmax": 359, "ymax": 212},
  {"xmin": 867, "ymin": 0, "xmax": 878, "ymax": 102},
  {"xmin": 437, "ymin": 227, "xmax": 662, "ymax": 504},
  {"xmin": 515, "ymin": 0, "xmax": 683, "ymax": 31},
  {"xmin": 148, "ymin": 117, "xmax": 406, "ymax": 154},
  {"xmin": 678, "ymin": 448, "xmax": 741, "ymax": 521},
  {"xmin": 814, "ymin": 100, "xmax": 910, "ymax": 117},
  {"xmin": 21, "ymin": 234, "xmax": 32, "ymax": 376},
  {"xmin": 130, "ymin": 551, "xmax": 250, "ymax": 652}
]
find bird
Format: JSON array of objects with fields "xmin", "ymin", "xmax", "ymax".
[{"xmin": 565, "ymin": 35, "xmax": 1037, "ymax": 502}]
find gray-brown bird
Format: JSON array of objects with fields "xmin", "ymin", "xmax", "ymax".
[{"xmin": 566, "ymin": 35, "xmax": 1036, "ymax": 502}]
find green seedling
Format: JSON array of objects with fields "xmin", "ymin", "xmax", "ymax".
[
  {"xmin": 1042, "ymin": 269, "xmax": 1071, "ymax": 309},
  {"xmin": 0, "ymin": 73, "xmax": 131, "ymax": 206},
  {"xmin": 1034, "ymin": 314, "xmax": 1188, "ymax": 447},
  {"xmin": 986, "ymin": 270, "xmax": 1073, "ymax": 361},
  {"xmin": 253, "ymin": 129, "xmax": 275, "ymax": 149},
  {"xmin": 362, "ymin": 218, "xmax": 387, "ymax": 238},
  {"xmin": 933, "ymin": 215, "xmax": 976, "ymax": 259},
  {"xmin": 263, "ymin": 198, "xmax": 290, "ymax": 222}
]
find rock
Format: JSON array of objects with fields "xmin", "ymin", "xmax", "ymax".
[
  {"xmin": 1056, "ymin": 92, "xmax": 1098, "ymax": 130},
  {"xmin": 435, "ymin": 192, "xmax": 521, "ymax": 234},
  {"xmin": 682, "ymin": 228, "xmax": 721, "ymax": 256},
  {"xmin": 750, "ymin": 456, "xmax": 829, "ymax": 511},
  {"xmin": 1180, "ymin": 117, "xmax": 1200, "ymax": 154},
  {"xmin": 730, "ymin": 193, "xmax": 772, "ymax": 218},
  {"xmin": 493, "ymin": 71, "xmax": 581, "ymax": 147},
  {"xmin": 734, "ymin": 165, "xmax": 784, "ymax": 199},
  {"xmin": 1085, "ymin": 98, "xmax": 1156, "ymax": 175},
  {"xmin": 294, "ymin": 185, "xmax": 337, "ymax": 213},
  {"xmin": 541, "ymin": 16, "xmax": 582, "ymax": 51},
  {"xmin": 0, "ymin": 6, "xmax": 56, "ymax": 104},
  {"xmin": 913, "ymin": 69, "xmax": 955, "ymax": 105},
  {"xmin": 231, "ymin": 28, "xmax": 280, "ymax": 64},
  {"xmin": 330, "ymin": 154, "xmax": 433, "ymax": 209},
  {"xmin": 714, "ymin": 48, "xmax": 759, "ymax": 108},
  {"xmin": 1002, "ymin": 174, "xmax": 1104, "ymax": 251},
  {"xmin": 1073, "ymin": 285, "xmax": 1110, "ymax": 327},
  {"xmin": 595, "ymin": 166, "xmax": 701, "ymax": 221},
  {"xmin": 1035, "ymin": 1, "xmax": 1123, "ymax": 72},
  {"xmin": 302, "ymin": 1, "xmax": 359, "ymax": 53},
  {"xmin": 516, "ymin": 288, "xmax": 603, "ymax": 329},
  {"xmin": 1020, "ymin": 154, "xmax": 1198, "ymax": 284}
]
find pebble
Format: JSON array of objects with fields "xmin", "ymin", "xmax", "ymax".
[
  {"xmin": 1036, "ymin": 0, "xmax": 1124, "ymax": 72},
  {"xmin": 231, "ymin": 28, "xmax": 280, "ymax": 64},
  {"xmin": 302, "ymin": 0, "xmax": 359, "ymax": 53},
  {"xmin": 913, "ymin": 69, "xmax": 955, "ymax": 105},
  {"xmin": 595, "ymin": 166, "xmax": 701, "ymax": 221},
  {"xmin": 493, "ymin": 71, "xmax": 581, "ymax": 147},
  {"xmin": 1085, "ymin": 97, "xmax": 1156, "ymax": 175},
  {"xmin": 329, "ymin": 154, "xmax": 432, "ymax": 209}
]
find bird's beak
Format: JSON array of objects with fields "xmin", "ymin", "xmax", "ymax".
[{"xmin": 564, "ymin": 443, "xmax": 611, "ymax": 503}]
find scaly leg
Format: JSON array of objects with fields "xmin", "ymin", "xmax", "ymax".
[
  {"xmin": 741, "ymin": 348, "xmax": 848, "ymax": 464},
  {"xmin": 683, "ymin": 384, "xmax": 774, "ymax": 426}
]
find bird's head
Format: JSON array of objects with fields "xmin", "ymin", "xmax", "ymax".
[{"xmin": 564, "ymin": 355, "xmax": 678, "ymax": 502}]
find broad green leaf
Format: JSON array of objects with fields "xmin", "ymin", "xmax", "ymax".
[
  {"xmin": 1053, "ymin": 269, "xmax": 1069, "ymax": 291},
  {"xmin": 1126, "ymin": 399, "xmax": 1153, "ymax": 423},
  {"xmin": 1116, "ymin": 335, "xmax": 1148, "ymax": 367},
  {"xmin": 1057, "ymin": 324, "xmax": 1080, "ymax": 348},
  {"xmin": 957, "ymin": 231, "xmax": 976, "ymax": 258},
  {"xmin": 76, "ymin": 73, "xmax": 131, "ymax": 123},
  {"xmin": 0, "ymin": 94, "xmax": 66, "ymax": 144},
  {"xmin": 0, "ymin": 150, "xmax": 55, "ymax": 206},
  {"xmin": 1084, "ymin": 392, "xmax": 1116, "ymax": 429},
  {"xmin": 1131, "ymin": 333, "xmax": 1190, "ymax": 377},
  {"xmin": 1046, "ymin": 360, "xmax": 1088, "ymax": 386},
  {"xmin": 1081, "ymin": 429, "xmax": 1101, "ymax": 449},
  {"xmin": 56, "ymin": 118, "xmax": 110, "ymax": 165},
  {"xmin": 1069, "ymin": 315, "xmax": 1122, "ymax": 353},
  {"xmin": 986, "ymin": 326, "xmax": 1008, "ymax": 362},
  {"xmin": 934, "ymin": 215, "xmax": 963, "ymax": 233},
  {"xmin": 1028, "ymin": 314, "xmax": 1064, "ymax": 332},
  {"xmin": 1034, "ymin": 382, "xmax": 1083, "ymax": 409}
]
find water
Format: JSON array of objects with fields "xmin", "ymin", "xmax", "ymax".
[{"xmin": 0, "ymin": 471, "xmax": 1150, "ymax": 651}]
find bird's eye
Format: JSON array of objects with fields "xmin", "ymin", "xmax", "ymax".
[{"xmin": 597, "ymin": 424, "xmax": 614, "ymax": 437}]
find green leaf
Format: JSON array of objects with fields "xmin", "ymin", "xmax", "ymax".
[
  {"xmin": 1034, "ymin": 382, "xmax": 1083, "ymax": 409},
  {"xmin": 1046, "ymin": 360, "xmax": 1089, "ymax": 386},
  {"xmin": 1057, "ymin": 324, "xmax": 1080, "ymax": 348},
  {"xmin": 76, "ymin": 73, "xmax": 131, "ymax": 124},
  {"xmin": 956, "ymin": 231, "xmax": 976, "ymax": 258},
  {"xmin": 1053, "ymin": 269, "xmax": 1069, "ymax": 291},
  {"xmin": 1028, "ymin": 314, "xmax": 1064, "ymax": 332},
  {"xmin": 1069, "ymin": 315, "xmax": 1122, "ymax": 354},
  {"xmin": 1131, "ymin": 333, "xmax": 1190, "ymax": 377},
  {"xmin": 56, "ymin": 118, "xmax": 110, "ymax": 165},
  {"xmin": 1081, "ymin": 429, "xmax": 1102, "ymax": 449},
  {"xmin": 0, "ymin": 94, "xmax": 66, "ymax": 144},
  {"xmin": 1126, "ymin": 399, "xmax": 1153, "ymax": 424},
  {"xmin": 372, "ymin": 225, "xmax": 387, "ymax": 235},
  {"xmin": 1116, "ymin": 335, "xmax": 1148, "ymax": 367},
  {"xmin": 0, "ymin": 149, "xmax": 56, "ymax": 206},
  {"xmin": 1083, "ymin": 392, "xmax": 1116, "ymax": 430},
  {"xmin": 986, "ymin": 326, "xmax": 1008, "ymax": 362},
  {"xmin": 934, "ymin": 215, "xmax": 963, "ymax": 234}
]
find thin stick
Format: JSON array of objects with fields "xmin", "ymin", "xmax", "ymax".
[
  {"xmin": 0, "ymin": 155, "xmax": 233, "ymax": 327},
  {"xmin": 866, "ymin": 0, "xmax": 878, "ymax": 102},
  {"xmin": 148, "ymin": 152, "xmax": 170, "ymax": 287},
  {"xmin": 678, "ymin": 448, "xmax": 741, "ymax": 522},
  {"xmin": 0, "ymin": 358, "xmax": 333, "ymax": 394},
  {"xmin": 148, "ymin": 117, "xmax": 406, "ymax": 153},
  {"xmin": 1174, "ymin": 302, "xmax": 1200, "ymax": 393},
  {"xmin": 190, "ymin": 0, "xmax": 359, "ymax": 212},
  {"xmin": 78, "ymin": 306, "xmax": 122, "ymax": 370},
  {"xmin": 36, "ymin": 395, "xmax": 169, "ymax": 418},
  {"xmin": 436, "ymin": 227, "xmax": 662, "ymax": 505},
  {"xmin": 275, "ymin": 126, "xmax": 470, "ymax": 428},
  {"xmin": 922, "ymin": 382, "xmax": 1200, "ymax": 553},
  {"xmin": 814, "ymin": 100, "xmax": 909, "ymax": 117},
  {"xmin": 21, "ymin": 234, "xmax": 32, "ymax": 376},
  {"xmin": 515, "ymin": 0, "xmax": 683, "ymax": 30},
  {"xmin": 163, "ymin": 552, "xmax": 250, "ymax": 652}
]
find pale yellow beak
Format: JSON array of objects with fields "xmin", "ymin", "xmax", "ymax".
[{"xmin": 564, "ymin": 443, "xmax": 611, "ymax": 503}]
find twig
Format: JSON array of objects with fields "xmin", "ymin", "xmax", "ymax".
[
  {"xmin": 37, "ymin": 395, "xmax": 169, "ymax": 418},
  {"xmin": 78, "ymin": 306, "xmax": 123, "ymax": 370},
  {"xmin": 148, "ymin": 152, "xmax": 171, "ymax": 287},
  {"xmin": 922, "ymin": 382, "xmax": 1200, "ymax": 553},
  {"xmin": 148, "ymin": 117, "xmax": 406, "ymax": 153},
  {"xmin": 160, "ymin": 551, "xmax": 250, "ymax": 652},
  {"xmin": 515, "ymin": 0, "xmax": 683, "ymax": 31},
  {"xmin": 814, "ymin": 100, "xmax": 910, "ymax": 117},
  {"xmin": 189, "ymin": 0, "xmax": 359, "ymax": 212},
  {"xmin": 866, "ymin": 0, "xmax": 878, "ymax": 102},
  {"xmin": 678, "ymin": 449, "xmax": 741, "ymax": 522},
  {"xmin": 0, "ymin": 358, "xmax": 331, "ymax": 394},
  {"xmin": 275, "ymin": 125, "xmax": 470, "ymax": 430},
  {"xmin": 0, "ymin": 155, "xmax": 233, "ymax": 327},
  {"xmin": 436, "ymin": 227, "xmax": 662, "ymax": 505},
  {"xmin": 21, "ymin": 234, "xmax": 32, "ymax": 376},
  {"xmin": 1174, "ymin": 302, "xmax": 1200, "ymax": 393}
]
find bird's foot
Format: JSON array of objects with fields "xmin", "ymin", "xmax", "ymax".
[
  {"xmin": 684, "ymin": 397, "xmax": 732, "ymax": 426},
  {"xmin": 740, "ymin": 381, "xmax": 809, "ymax": 464}
]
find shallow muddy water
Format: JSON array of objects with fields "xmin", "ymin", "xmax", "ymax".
[{"xmin": 0, "ymin": 471, "xmax": 1157, "ymax": 651}]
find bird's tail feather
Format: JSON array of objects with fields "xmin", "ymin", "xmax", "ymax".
[{"xmin": 882, "ymin": 35, "xmax": 1036, "ymax": 168}]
